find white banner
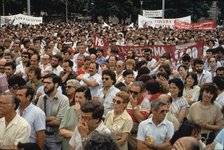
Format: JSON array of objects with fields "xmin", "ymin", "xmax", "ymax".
[
  {"xmin": 0, "ymin": 14, "xmax": 42, "ymax": 26},
  {"xmin": 143, "ymin": 10, "xmax": 162, "ymax": 18},
  {"xmin": 138, "ymin": 15, "xmax": 191, "ymax": 29}
]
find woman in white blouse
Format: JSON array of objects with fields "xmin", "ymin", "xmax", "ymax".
[{"xmin": 183, "ymin": 72, "xmax": 200, "ymax": 105}]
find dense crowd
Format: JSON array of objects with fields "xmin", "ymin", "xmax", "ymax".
[{"xmin": 0, "ymin": 22, "xmax": 224, "ymax": 150}]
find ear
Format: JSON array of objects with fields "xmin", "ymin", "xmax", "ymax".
[{"xmin": 55, "ymin": 83, "xmax": 59, "ymax": 88}]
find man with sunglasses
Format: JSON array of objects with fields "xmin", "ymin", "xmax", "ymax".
[{"xmin": 137, "ymin": 99, "xmax": 174, "ymax": 150}]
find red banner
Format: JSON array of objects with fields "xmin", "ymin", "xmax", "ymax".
[
  {"xmin": 95, "ymin": 40, "xmax": 204, "ymax": 62},
  {"xmin": 174, "ymin": 20, "xmax": 216, "ymax": 30}
]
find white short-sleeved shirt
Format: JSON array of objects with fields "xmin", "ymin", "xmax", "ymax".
[
  {"xmin": 0, "ymin": 114, "xmax": 31, "ymax": 146},
  {"xmin": 137, "ymin": 117, "xmax": 174, "ymax": 145}
]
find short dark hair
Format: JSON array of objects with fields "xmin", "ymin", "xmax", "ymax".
[
  {"xmin": 131, "ymin": 81, "xmax": 146, "ymax": 92},
  {"xmin": 213, "ymin": 76, "xmax": 224, "ymax": 91},
  {"xmin": 122, "ymin": 69, "xmax": 134, "ymax": 77},
  {"xmin": 182, "ymin": 53, "xmax": 191, "ymax": 62},
  {"xmin": 151, "ymin": 99, "xmax": 167, "ymax": 111},
  {"xmin": 43, "ymin": 73, "xmax": 62, "ymax": 85},
  {"xmin": 81, "ymin": 101, "xmax": 104, "ymax": 122},
  {"xmin": 146, "ymin": 80, "xmax": 160, "ymax": 94},
  {"xmin": 178, "ymin": 64, "xmax": 188, "ymax": 71},
  {"xmin": 142, "ymin": 48, "xmax": 153, "ymax": 54},
  {"xmin": 198, "ymin": 83, "xmax": 218, "ymax": 104},
  {"xmin": 63, "ymin": 59, "xmax": 73, "ymax": 67},
  {"xmin": 5, "ymin": 62, "xmax": 16, "ymax": 70},
  {"xmin": 102, "ymin": 70, "xmax": 116, "ymax": 85},
  {"xmin": 52, "ymin": 54, "xmax": 63, "ymax": 62},
  {"xmin": 84, "ymin": 133, "xmax": 119, "ymax": 150},
  {"xmin": 18, "ymin": 86, "xmax": 35, "ymax": 102},
  {"xmin": 75, "ymin": 87, "xmax": 92, "ymax": 101},
  {"xmin": 90, "ymin": 62, "xmax": 99, "ymax": 69},
  {"xmin": 27, "ymin": 66, "xmax": 42, "ymax": 80},
  {"xmin": 193, "ymin": 58, "xmax": 204, "ymax": 66},
  {"xmin": 169, "ymin": 78, "xmax": 184, "ymax": 97}
]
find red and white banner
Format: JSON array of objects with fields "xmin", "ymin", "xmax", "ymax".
[
  {"xmin": 174, "ymin": 20, "xmax": 216, "ymax": 30},
  {"xmin": 94, "ymin": 40, "xmax": 204, "ymax": 61}
]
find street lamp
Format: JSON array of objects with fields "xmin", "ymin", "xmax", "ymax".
[
  {"xmin": 27, "ymin": 0, "xmax": 31, "ymax": 15},
  {"xmin": 140, "ymin": 1, "xmax": 143, "ymax": 15},
  {"xmin": 65, "ymin": 0, "xmax": 68, "ymax": 22},
  {"xmin": 91, "ymin": 2, "xmax": 94, "ymax": 23}
]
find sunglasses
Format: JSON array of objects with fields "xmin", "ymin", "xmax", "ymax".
[
  {"xmin": 159, "ymin": 110, "xmax": 169, "ymax": 114},
  {"xmin": 113, "ymin": 99, "xmax": 122, "ymax": 104},
  {"xmin": 102, "ymin": 77, "xmax": 110, "ymax": 81},
  {"xmin": 66, "ymin": 86, "xmax": 74, "ymax": 89},
  {"xmin": 129, "ymin": 90, "xmax": 139, "ymax": 95}
]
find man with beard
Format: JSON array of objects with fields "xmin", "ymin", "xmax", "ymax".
[
  {"xmin": 45, "ymin": 54, "xmax": 63, "ymax": 76},
  {"xmin": 15, "ymin": 52, "xmax": 30, "ymax": 80},
  {"xmin": 194, "ymin": 59, "xmax": 212, "ymax": 87},
  {"xmin": 37, "ymin": 73, "xmax": 69, "ymax": 150},
  {"xmin": 143, "ymin": 48, "xmax": 157, "ymax": 70}
]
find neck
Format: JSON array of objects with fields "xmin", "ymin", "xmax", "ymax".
[
  {"xmin": 104, "ymin": 85, "xmax": 112, "ymax": 91},
  {"xmin": 114, "ymin": 110, "xmax": 123, "ymax": 117},
  {"xmin": 48, "ymin": 89, "xmax": 57, "ymax": 98},
  {"xmin": 201, "ymin": 100, "xmax": 211, "ymax": 106},
  {"xmin": 68, "ymin": 94, "xmax": 75, "ymax": 102},
  {"xmin": 89, "ymin": 121, "xmax": 101, "ymax": 133},
  {"xmin": 152, "ymin": 116, "xmax": 161, "ymax": 126},
  {"xmin": 5, "ymin": 111, "xmax": 16, "ymax": 127}
]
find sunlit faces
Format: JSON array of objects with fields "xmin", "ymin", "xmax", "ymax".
[
  {"xmin": 129, "ymin": 85, "xmax": 141, "ymax": 99},
  {"xmin": 66, "ymin": 84, "xmax": 76, "ymax": 96},
  {"xmin": 186, "ymin": 75, "xmax": 195, "ymax": 87},
  {"xmin": 202, "ymin": 90, "xmax": 214, "ymax": 103},
  {"xmin": 0, "ymin": 95, "xmax": 14, "ymax": 116},
  {"xmin": 124, "ymin": 74, "xmax": 134, "ymax": 85},
  {"xmin": 113, "ymin": 96, "xmax": 127, "ymax": 111},
  {"xmin": 75, "ymin": 92, "xmax": 88, "ymax": 106},
  {"xmin": 195, "ymin": 64, "xmax": 204, "ymax": 74},
  {"xmin": 102, "ymin": 75, "xmax": 113, "ymax": 87},
  {"xmin": 169, "ymin": 83, "xmax": 180, "ymax": 98},
  {"xmin": 89, "ymin": 63, "xmax": 98, "ymax": 76}
]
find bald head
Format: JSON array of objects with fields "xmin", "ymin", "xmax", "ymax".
[
  {"xmin": 172, "ymin": 137, "xmax": 199, "ymax": 150},
  {"xmin": 0, "ymin": 58, "xmax": 6, "ymax": 74}
]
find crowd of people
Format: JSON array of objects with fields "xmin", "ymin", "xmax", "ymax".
[{"xmin": 0, "ymin": 22, "xmax": 224, "ymax": 150}]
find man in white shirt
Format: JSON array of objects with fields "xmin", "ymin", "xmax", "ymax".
[
  {"xmin": 0, "ymin": 92, "xmax": 31, "ymax": 149},
  {"xmin": 45, "ymin": 54, "xmax": 63, "ymax": 76},
  {"xmin": 69, "ymin": 101, "xmax": 111, "ymax": 150}
]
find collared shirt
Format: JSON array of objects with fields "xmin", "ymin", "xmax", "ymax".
[
  {"xmin": 197, "ymin": 70, "xmax": 212, "ymax": 85},
  {"xmin": 72, "ymin": 52, "xmax": 89, "ymax": 64},
  {"xmin": 0, "ymin": 114, "xmax": 31, "ymax": 146},
  {"xmin": 80, "ymin": 73, "xmax": 102, "ymax": 98},
  {"xmin": 216, "ymin": 91, "xmax": 224, "ymax": 106},
  {"xmin": 96, "ymin": 57, "xmax": 107, "ymax": 65},
  {"xmin": 97, "ymin": 85, "xmax": 120, "ymax": 116},
  {"xmin": 45, "ymin": 65, "xmax": 64, "ymax": 76},
  {"xmin": 147, "ymin": 58, "xmax": 157, "ymax": 70},
  {"xmin": 15, "ymin": 63, "xmax": 27, "ymax": 79},
  {"xmin": 137, "ymin": 117, "xmax": 174, "ymax": 145},
  {"xmin": 69, "ymin": 121, "xmax": 111, "ymax": 150},
  {"xmin": 170, "ymin": 96, "xmax": 188, "ymax": 117},
  {"xmin": 104, "ymin": 110, "xmax": 133, "ymax": 150},
  {"xmin": 17, "ymin": 103, "xmax": 46, "ymax": 143}
]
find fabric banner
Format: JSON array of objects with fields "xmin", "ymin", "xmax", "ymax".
[
  {"xmin": 138, "ymin": 15, "xmax": 191, "ymax": 28},
  {"xmin": 174, "ymin": 20, "xmax": 216, "ymax": 30},
  {"xmin": 143, "ymin": 10, "xmax": 162, "ymax": 18},
  {"xmin": 94, "ymin": 40, "xmax": 204, "ymax": 62},
  {"xmin": 0, "ymin": 14, "xmax": 42, "ymax": 26}
]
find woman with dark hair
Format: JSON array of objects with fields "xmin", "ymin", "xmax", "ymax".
[
  {"xmin": 183, "ymin": 72, "xmax": 200, "ymax": 105},
  {"xmin": 169, "ymin": 78, "xmax": 188, "ymax": 123},
  {"xmin": 187, "ymin": 83, "xmax": 223, "ymax": 145},
  {"xmin": 59, "ymin": 87, "xmax": 91, "ymax": 150},
  {"xmin": 177, "ymin": 64, "xmax": 188, "ymax": 83},
  {"xmin": 170, "ymin": 120, "xmax": 205, "ymax": 149}
]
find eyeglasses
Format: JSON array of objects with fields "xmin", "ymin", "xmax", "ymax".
[
  {"xmin": 159, "ymin": 110, "xmax": 169, "ymax": 114},
  {"xmin": 116, "ymin": 65, "xmax": 122, "ymax": 68},
  {"xmin": 66, "ymin": 86, "xmax": 75, "ymax": 89},
  {"xmin": 113, "ymin": 98, "xmax": 122, "ymax": 104},
  {"xmin": 22, "ymin": 55, "xmax": 28, "ymax": 58},
  {"xmin": 102, "ymin": 77, "xmax": 110, "ymax": 81},
  {"xmin": 129, "ymin": 90, "xmax": 140, "ymax": 95}
]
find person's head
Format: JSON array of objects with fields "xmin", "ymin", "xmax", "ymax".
[
  {"xmin": 27, "ymin": 66, "xmax": 42, "ymax": 81},
  {"xmin": 170, "ymin": 120, "xmax": 201, "ymax": 145},
  {"xmin": 100, "ymin": 62, "xmax": 109, "ymax": 71},
  {"xmin": 66, "ymin": 79, "xmax": 81, "ymax": 97},
  {"xmin": 169, "ymin": 78, "xmax": 184, "ymax": 98},
  {"xmin": 89, "ymin": 62, "xmax": 99, "ymax": 76},
  {"xmin": 151, "ymin": 99, "xmax": 169, "ymax": 123},
  {"xmin": 145, "ymin": 80, "xmax": 160, "ymax": 94},
  {"xmin": 0, "ymin": 92, "xmax": 20, "ymax": 117},
  {"xmin": 143, "ymin": 48, "xmax": 153, "ymax": 60},
  {"xmin": 216, "ymin": 66, "xmax": 224, "ymax": 77},
  {"xmin": 136, "ymin": 60, "xmax": 147, "ymax": 70},
  {"xmin": 90, "ymin": 54, "xmax": 97, "ymax": 63},
  {"xmin": 4, "ymin": 61, "xmax": 16, "ymax": 77},
  {"xmin": 115, "ymin": 60, "xmax": 125, "ymax": 74},
  {"xmin": 129, "ymin": 81, "xmax": 145, "ymax": 100},
  {"xmin": 77, "ymin": 54, "xmax": 85, "ymax": 67},
  {"xmin": 126, "ymin": 49, "xmax": 136, "ymax": 59},
  {"xmin": 84, "ymin": 133, "xmax": 119, "ymax": 150},
  {"xmin": 113, "ymin": 91, "xmax": 130, "ymax": 113},
  {"xmin": 172, "ymin": 137, "xmax": 200, "ymax": 150},
  {"xmin": 185, "ymin": 72, "xmax": 198, "ymax": 88},
  {"xmin": 21, "ymin": 52, "xmax": 30, "ymax": 64},
  {"xmin": 102, "ymin": 70, "xmax": 116, "ymax": 87},
  {"xmin": 194, "ymin": 59, "xmax": 204, "ymax": 74},
  {"xmin": 4, "ymin": 53, "xmax": 14, "ymax": 62},
  {"xmin": 43, "ymin": 73, "xmax": 61, "ymax": 95},
  {"xmin": 123, "ymin": 69, "xmax": 134, "ymax": 85},
  {"xmin": 8, "ymin": 75, "xmax": 26, "ymax": 94},
  {"xmin": 213, "ymin": 76, "xmax": 224, "ymax": 91},
  {"xmin": 16, "ymin": 86, "xmax": 35, "ymax": 103},
  {"xmin": 75, "ymin": 87, "xmax": 91, "ymax": 106},
  {"xmin": 80, "ymin": 101, "xmax": 104, "ymax": 131},
  {"xmin": 96, "ymin": 47, "xmax": 104, "ymax": 58},
  {"xmin": 108, "ymin": 55, "xmax": 117, "ymax": 67},
  {"xmin": 51, "ymin": 54, "xmax": 62, "ymax": 68},
  {"xmin": 159, "ymin": 64, "xmax": 171, "ymax": 76},
  {"xmin": 208, "ymin": 57, "xmax": 217, "ymax": 68},
  {"xmin": 182, "ymin": 53, "xmax": 191, "ymax": 68},
  {"xmin": 178, "ymin": 65, "xmax": 188, "ymax": 78},
  {"xmin": 78, "ymin": 43, "xmax": 86, "ymax": 54},
  {"xmin": 198, "ymin": 83, "xmax": 218, "ymax": 104},
  {"xmin": 125, "ymin": 59, "xmax": 135, "ymax": 70},
  {"xmin": 30, "ymin": 54, "xmax": 40, "ymax": 67},
  {"xmin": 206, "ymin": 49, "xmax": 214, "ymax": 59},
  {"xmin": 0, "ymin": 58, "xmax": 6, "ymax": 74},
  {"xmin": 62, "ymin": 59, "xmax": 73, "ymax": 72}
]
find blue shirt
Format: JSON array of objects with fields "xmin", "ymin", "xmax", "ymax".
[{"xmin": 17, "ymin": 103, "xmax": 46, "ymax": 143}]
